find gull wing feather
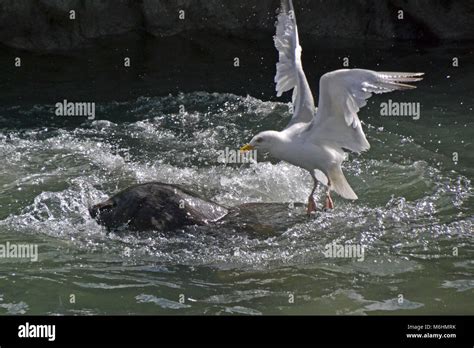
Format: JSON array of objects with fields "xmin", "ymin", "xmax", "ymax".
[
  {"xmin": 274, "ymin": 0, "xmax": 315, "ymax": 128},
  {"xmin": 307, "ymin": 69, "xmax": 424, "ymax": 153}
]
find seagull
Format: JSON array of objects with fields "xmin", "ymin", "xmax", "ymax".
[{"xmin": 240, "ymin": 0, "xmax": 423, "ymax": 214}]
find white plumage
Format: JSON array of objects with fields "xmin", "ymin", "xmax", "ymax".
[{"xmin": 241, "ymin": 0, "xmax": 423, "ymax": 212}]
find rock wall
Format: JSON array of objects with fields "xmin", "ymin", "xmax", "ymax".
[{"xmin": 0, "ymin": 0, "xmax": 472, "ymax": 51}]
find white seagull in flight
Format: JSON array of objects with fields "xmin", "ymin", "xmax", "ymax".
[{"xmin": 240, "ymin": 0, "xmax": 423, "ymax": 214}]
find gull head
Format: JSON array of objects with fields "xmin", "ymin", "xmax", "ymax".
[{"xmin": 240, "ymin": 130, "xmax": 285, "ymax": 156}]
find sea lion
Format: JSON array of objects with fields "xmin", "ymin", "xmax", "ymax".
[
  {"xmin": 89, "ymin": 182, "xmax": 228, "ymax": 232},
  {"xmin": 90, "ymin": 182, "xmax": 307, "ymax": 234}
]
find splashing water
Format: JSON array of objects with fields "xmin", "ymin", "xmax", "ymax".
[{"xmin": 0, "ymin": 91, "xmax": 472, "ymax": 315}]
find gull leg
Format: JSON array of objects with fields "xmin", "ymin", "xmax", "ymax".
[
  {"xmin": 324, "ymin": 179, "xmax": 334, "ymax": 210},
  {"xmin": 307, "ymin": 172, "xmax": 319, "ymax": 215},
  {"xmin": 307, "ymin": 196, "xmax": 317, "ymax": 215}
]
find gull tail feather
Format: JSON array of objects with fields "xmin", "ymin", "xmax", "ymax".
[{"xmin": 328, "ymin": 166, "xmax": 358, "ymax": 200}]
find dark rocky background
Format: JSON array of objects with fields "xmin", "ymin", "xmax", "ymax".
[
  {"xmin": 0, "ymin": 1, "xmax": 472, "ymax": 109},
  {"xmin": 0, "ymin": 0, "xmax": 473, "ymax": 51}
]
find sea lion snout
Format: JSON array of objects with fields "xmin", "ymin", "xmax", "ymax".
[{"xmin": 89, "ymin": 199, "xmax": 116, "ymax": 219}]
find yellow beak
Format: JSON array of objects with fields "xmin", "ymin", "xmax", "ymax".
[{"xmin": 240, "ymin": 144, "xmax": 255, "ymax": 152}]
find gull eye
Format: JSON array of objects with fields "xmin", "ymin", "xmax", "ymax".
[{"xmin": 256, "ymin": 138, "xmax": 263, "ymax": 143}]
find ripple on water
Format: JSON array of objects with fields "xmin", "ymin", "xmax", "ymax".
[
  {"xmin": 135, "ymin": 294, "xmax": 191, "ymax": 309},
  {"xmin": 0, "ymin": 294, "xmax": 29, "ymax": 315}
]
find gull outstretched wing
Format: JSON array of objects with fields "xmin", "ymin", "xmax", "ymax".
[
  {"xmin": 308, "ymin": 69, "xmax": 424, "ymax": 153},
  {"xmin": 274, "ymin": 0, "xmax": 315, "ymax": 128}
]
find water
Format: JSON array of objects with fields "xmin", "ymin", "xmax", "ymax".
[{"xmin": 0, "ymin": 38, "xmax": 473, "ymax": 315}]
